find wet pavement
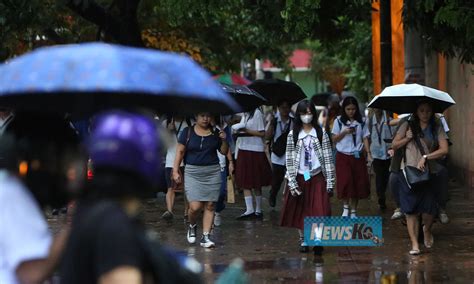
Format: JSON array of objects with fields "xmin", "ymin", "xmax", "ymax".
[{"xmin": 48, "ymin": 179, "xmax": 474, "ymax": 283}]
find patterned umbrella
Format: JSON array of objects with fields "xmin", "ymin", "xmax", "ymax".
[{"xmin": 0, "ymin": 43, "xmax": 240, "ymax": 116}]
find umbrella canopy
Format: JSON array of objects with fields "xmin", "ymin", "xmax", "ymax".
[
  {"xmin": 220, "ymin": 84, "xmax": 266, "ymax": 112},
  {"xmin": 213, "ymin": 74, "xmax": 251, "ymax": 85},
  {"xmin": 311, "ymin": 92, "xmax": 333, "ymax": 106},
  {"xmin": 248, "ymin": 79, "xmax": 307, "ymax": 105},
  {"xmin": 368, "ymin": 84, "xmax": 455, "ymax": 113},
  {"xmin": 0, "ymin": 43, "xmax": 240, "ymax": 116}
]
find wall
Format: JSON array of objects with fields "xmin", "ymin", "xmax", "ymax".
[{"xmin": 426, "ymin": 54, "xmax": 474, "ymax": 197}]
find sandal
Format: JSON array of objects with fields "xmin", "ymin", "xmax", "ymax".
[{"xmin": 409, "ymin": 249, "xmax": 421, "ymax": 255}]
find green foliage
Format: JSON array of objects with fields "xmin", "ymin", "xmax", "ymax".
[{"xmin": 403, "ymin": 0, "xmax": 474, "ymax": 63}]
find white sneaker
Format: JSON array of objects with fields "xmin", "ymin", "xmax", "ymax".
[
  {"xmin": 214, "ymin": 213, "xmax": 222, "ymax": 227},
  {"xmin": 350, "ymin": 210, "xmax": 357, "ymax": 219},
  {"xmin": 391, "ymin": 209, "xmax": 404, "ymax": 220},
  {"xmin": 187, "ymin": 224, "xmax": 197, "ymax": 244},
  {"xmin": 200, "ymin": 234, "xmax": 215, "ymax": 248}
]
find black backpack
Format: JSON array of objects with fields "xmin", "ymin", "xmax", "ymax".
[{"xmin": 271, "ymin": 117, "xmax": 293, "ymax": 156}]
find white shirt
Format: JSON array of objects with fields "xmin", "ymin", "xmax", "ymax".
[
  {"xmin": 216, "ymin": 124, "xmax": 228, "ymax": 170},
  {"xmin": 0, "ymin": 171, "xmax": 52, "ymax": 284},
  {"xmin": 332, "ymin": 116, "xmax": 370, "ymax": 155},
  {"xmin": 298, "ymin": 129, "xmax": 321, "ymax": 175},
  {"xmin": 235, "ymin": 108, "xmax": 266, "ymax": 152},
  {"xmin": 163, "ymin": 120, "xmax": 191, "ymax": 168},
  {"xmin": 270, "ymin": 114, "xmax": 293, "ymax": 166}
]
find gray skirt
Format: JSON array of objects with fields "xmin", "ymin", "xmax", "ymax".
[{"xmin": 184, "ymin": 164, "xmax": 221, "ymax": 202}]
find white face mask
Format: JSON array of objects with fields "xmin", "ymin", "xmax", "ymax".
[{"xmin": 300, "ymin": 114, "xmax": 313, "ymax": 124}]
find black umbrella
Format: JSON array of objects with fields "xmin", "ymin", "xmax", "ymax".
[
  {"xmin": 311, "ymin": 92, "xmax": 333, "ymax": 106},
  {"xmin": 220, "ymin": 84, "xmax": 267, "ymax": 112},
  {"xmin": 248, "ymin": 79, "xmax": 307, "ymax": 105}
]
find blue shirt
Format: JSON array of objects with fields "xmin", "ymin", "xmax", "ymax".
[
  {"xmin": 369, "ymin": 113, "xmax": 394, "ymax": 160},
  {"xmin": 178, "ymin": 127, "xmax": 221, "ymax": 166}
]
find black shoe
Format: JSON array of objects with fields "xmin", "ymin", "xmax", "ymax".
[
  {"xmin": 269, "ymin": 194, "xmax": 276, "ymax": 207},
  {"xmin": 299, "ymin": 237, "xmax": 309, "ymax": 253},
  {"xmin": 378, "ymin": 198, "xmax": 387, "ymax": 211},
  {"xmin": 255, "ymin": 211, "xmax": 264, "ymax": 220},
  {"xmin": 236, "ymin": 212, "xmax": 255, "ymax": 220},
  {"xmin": 313, "ymin": 246, "xmax": 324, "ymax": 256}
]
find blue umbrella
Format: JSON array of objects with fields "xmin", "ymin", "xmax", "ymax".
[{"xmin": 0, "ymin": 43, "xmax": 240, "ymax": 116}]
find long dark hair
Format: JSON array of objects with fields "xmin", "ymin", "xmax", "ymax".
[
  {"xmin": 292, "ymin": 99, "xmax": 323, "ymax": 145},
  {"xmin": 409, "ymin": 100, "xmax": 440, "ymax": 145},
  {"xmin": 340, "ymin": 96, "xmax": 363, "ymax": 124}
]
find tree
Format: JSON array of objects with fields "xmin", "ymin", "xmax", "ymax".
[{"xmin": 403, "ymin": 0, "xmax": 474, "ymax": 63}]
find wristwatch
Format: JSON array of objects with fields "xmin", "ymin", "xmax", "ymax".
[{"xmin": 423, "ymin": 154, "xmax": 428, "ymax": 160}]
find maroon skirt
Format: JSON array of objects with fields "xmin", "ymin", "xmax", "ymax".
[
  {"xmin": 335, "ymin": 152, "xmax": 370, "ymax": 200},
  {"xmin": 280, "ymin": 174, "xmax": 331, "ymax": 230},
  {"xmin": 235, "ymin": 150, "xmax": 272, "ymax": 189}
]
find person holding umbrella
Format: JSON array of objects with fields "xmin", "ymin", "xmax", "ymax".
[
  {"xmin": 391, "ymin": 100, "xmax": 449, "ymax": 255},
  {"xmin": 173, "ymin": 112, "xmax": 229, "ymax": 248},
  {"xmin": 331, "ymin": 96, "xmax": 371, "ymax": 218},
  {"xmin": 265, "ymin": 99, "xmax": 294, "ymax": 208}
]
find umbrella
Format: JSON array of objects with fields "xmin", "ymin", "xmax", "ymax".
[
  {"xmin": 248, "ymin": 79, "xmax": 307, "ymax": 105},
  {"xmin": 220, "ymin": 84, "xmax": 266, "ymax": 112},
  {"xmin": 0, "ymin": 43, "xmax": 240, "ymax": 117},
  {"xmin": 213, "ymin": 74, "xmax": 251, "ymax": 85},
  {"xmin": 311, "ymin": 92, "xmax": 333, "ymax": 106},
  {"xmin": 368, "ymin": 84, "xmax": 455, "ymax": 113}
]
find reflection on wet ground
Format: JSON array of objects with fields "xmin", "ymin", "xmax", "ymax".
[{"xmin": 48, "ymin": 181, "xmax": 474, "ymax": 283}]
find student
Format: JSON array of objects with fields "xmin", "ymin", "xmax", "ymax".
[
  {"xmin": 161, "ymin": 116, "xmax": 192, "ymax": 221},
  {"xmin": 233, "ymin": 107, "xmax": 272, "ymax": 220},
  {"xmin": 332, "ymin": 96, "xmax": 371, "ymax": 218},
  {"xmin": 265, "ymin": 100, "xmax": 293, "ymax": 208},
  {"xmin": 368, "ymin": 109, "xmax": 393, "ymax": 210},
  {"xmin": 211, "ymin": 115, "xmax": 234, "ymax": 227},
  {"xmin": 280, "ymin": 99, "xmax": 335, "ymax": 255}
]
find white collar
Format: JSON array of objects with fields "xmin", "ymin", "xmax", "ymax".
[{"xmin": 298, "ymin": 128, "xmax": 317, "ymax": 139}]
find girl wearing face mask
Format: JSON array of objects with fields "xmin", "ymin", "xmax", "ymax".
[
  {"xmin": 332, "ymin": 96, "xmax": 371, "ymax": 218},
  {"xmin": 280, "ymin": 100, "xmax": 335, "ymax": 255}
]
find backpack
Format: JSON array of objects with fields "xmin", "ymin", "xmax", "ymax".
[{"xmin": 271, "ymin": 117, "xmax": 293, "ymax": 156}]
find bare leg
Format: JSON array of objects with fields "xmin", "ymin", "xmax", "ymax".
[
  {"xmin": 165, "ymin": 187, "xmax": 175, "ymax": 213},
  {"xmin": 188, "ymin": 201, "xmax": 203, "ymax": 225},
  {"xmin": 184, "ymin": 194, "xmax": 189, "ymax": 217},
  {"xmin": 422, "ymin": 213, "xmax": 435, "ymax": 247},
  {"xmin": 406, "ymin": 214, "xmax": 420, "ymax": 252},
  {"xmin": 203, "ymin": 202, "xmax": 215, "ymax": 234}
]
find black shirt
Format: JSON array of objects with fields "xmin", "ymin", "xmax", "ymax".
[
  {"xmin": 178, "ymin": 127, "xmax": 221, "ymax": 166},
  {"xmin": 60, "ymin": 200, "xmax": 150, "ymax": 283}
]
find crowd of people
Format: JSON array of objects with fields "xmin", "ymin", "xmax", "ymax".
[
  {"xmin": 158, "ymin": 94, "xmax": 451, "ymax": 256},
  {"xmin": 0, "ymin": 92, "xmax": 452, "ymax": 283}
]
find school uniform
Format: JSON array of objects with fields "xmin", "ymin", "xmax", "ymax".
[
  {"xmin": 369, "ymin": 112, "xmax": 393, "ymax": 207},
  {"xmin": 280, "ymin": 128, "xmax": 335, "ymax": 230},
  {"xmin": 332, "ymin": 116, "xmax": 370, "ymax": 200},
  {"xmin": 269, "ymin": 114, "xmax": 293, "ymax": 204},
  {"xmin": 234, "ymin": 109, "xmax": 272, "ymax": 189}
]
